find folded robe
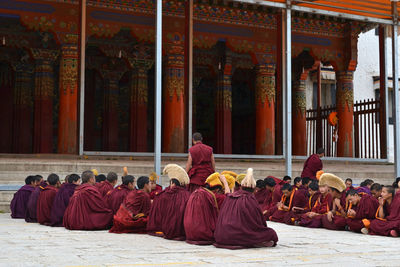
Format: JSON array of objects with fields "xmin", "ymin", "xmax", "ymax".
[
  {"xmin": 214, "ymin": 189, "xmax": 278, "ymax": 249},
  {"xmin": 270, "ymin": 189, "xmax": 307, "ymax": 224},
  {"xmin": 370, "ymin": 192, "xmax": 400, "ymax": 236},
  {"xmin": 105, "ymin": 184, "xmax": 131, "ymax": 214},
  {"xmin": 10, "ymin": 185, "xmax": 35, "ymax": 219},
  {"xmin": 50, "ymin": 183, "xmax": 78, "ymax": 227},
  {"xmin": 321, "ymin": 192, "xmax": 348, "ymax": 230},
  {"xmin": 346, "ymin": 194, "xmax": 379, "ymax": 233},
  {"xmin": 146, "ymin": 186, "xmax": 190, "ymax": 240},
  {"xmin": 37, "ymin": 185, "xmax": 58, "ymax": 225},
  {"xmin": 299, "ymin": 193, "xmax": 332, "ymax": 228},
  {"xmin": 25, "ymin": 182, "xmax": 47, "ymax": 222},
  {"xmin": 63, "ymin": 183, "xmax": 113, "ymax": 230},
  {"xmin": 109, "ymin": 189, "xmax": 151, "ymax": 233},
  {"xmin": 95, "ymin": 181, "xmax": 114, "ymax": 198},
  {"xmin": 184, "ymin": 187, "xmax": 219, "ymax": 245}
]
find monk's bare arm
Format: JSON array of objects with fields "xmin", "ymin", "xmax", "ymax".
[
  {"xmin": 211, "ymin": 154, "xmax": 216, "ymax": 172},
  {"xmin": 185, "ymin": 154, "xmax": 192, "ymax": 172},
  {"xmin": 377, "ymin": 198, "xmax": 385, "ymax": 218}
]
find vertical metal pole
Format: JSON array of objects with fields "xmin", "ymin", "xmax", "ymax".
[
  {"xmin": 285, "ymin": 0, "xmax": 292, "ymax": 177},
  {"xmin": 78, "ymin": 0, "xmax": 86, "ymax": 156},
  {"xmin": 187, "ymin": 0, "xmax": 193, "ymax": 150},
  {"xmin": 154, "ymin": 0, "xmax": 162, "ymax": 176},
  {"xmin": 384, "ymin": 27, "xmax": 390, "ymax": 160},
  {"xmin": 379, "ymin": 25, "xmax": 388, "ymax": 159},
  {"xmin": 281, "ymin": 10, "xmax": 287, "ymax": 164},
  {"xmin": 392, "ymin": 1, "xmax": 400, "ymax": 177}
]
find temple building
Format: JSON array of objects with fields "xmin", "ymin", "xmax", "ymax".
[{"xmin": 0, "ymin": 0, "xmax": 393, "ymax": 161}]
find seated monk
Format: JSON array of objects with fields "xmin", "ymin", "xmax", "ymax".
[
  {"xmin": 356, "ymin": 179, "xmax": 374, "ymax": 195},
  {"xmin": 370, "ymin": 183, "xmax": 382, "ymax": 200},
  {"xmin": 262, "ymin": 177, "xmax": 283, "ymax": 221},
  {"xmin": 214, "ymin": 168, "xmax": 278, "ymax": 249},
  {"xmin": 185, "ymin": 132, "xmax": 215, "ymax": 193},
  {"xmin": 282, "ymin": 176, "xmax": 291, "ymax": 184},
  {"xmin": 148, "ymin": 172, "xmax": 162, "ymax": 200},
  {"xmin": 370, "ymin": 186, "xmax": 400, "ymax": 237},
  {"xmin": 10, "ymin": 175, "xmax": 36, "ymax": 219},
  {"xmin": 269, "ymin": 183, "xmax": 307, "ymax": 224},
  {"xmin": 147, "ymin": 164, "xmax": 191, "ymax": 240},
  {"xmin": 37, "ymin": 174, "xmax": 61, "ymax": 225},
  {"xmin": 50, "ymin": 174, "xmax": 81, "ymax": 227},
  {"xmin": 254, "ymin": 179, "xmax": 269, "ymax": 205},
  {"xmin": 322, "ymin": 186, "xmax": 348, "ymax": 231},
  {"xmin": 298, "ymin": 177, "xmax": 311, "ymax": 198},
  {"xmin": 293, "ymin": 177, "xmax": 302, "ymax": 189},
  {"xmin": 345, "ymin": 189, "xmax": 379, "ymax": 234},
  {"xmin": 63, "ymin": 170, "xmax": 113, "ymax": 230},
  {"xmin": 297, "ymin": 180, "xmax": 333, "ymax": 228},
  {"xmin": 110, "ymin": 176, "xmax": 152, "ymax": 233},
  {"xmin": 25, "ymin": 176, "xmax": 46, "ymax": 222},
  {"xmin": 345, "ymin": 178, "xmax": 354, "ymax": 192},
  {"xmin": 184, "ymin": 173, "xmax": 231, "ymax": 245},
  {"xmin": 106, "ymin": 175, "xmax": 135, "ymax": 214},
  {"xmin": 96, "ymin": 171, "xmax": 118, "ymax": 197}
]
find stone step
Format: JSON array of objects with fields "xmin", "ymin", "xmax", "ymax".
[{"xmin": 0, "ymin": 202, "xmax": 10, "ymax": 213}]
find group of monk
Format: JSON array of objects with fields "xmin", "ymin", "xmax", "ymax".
[{"xmin": 8, "ymin": 132, "xmax": 400, "ymax": 251}]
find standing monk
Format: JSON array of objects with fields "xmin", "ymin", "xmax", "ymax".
[
  {"xmin": 37, "ymin": 174, "xmax": 61, "ymax": 225},
  {"xmin": 63, "ymin": 170, "xmax": 113, "ymax": 230},
  {"xmin": 301, "ymin": 148, "xmax": 324, "ymax": 180},
  {"xmin": 50, "ymin": 174, "xmax": 81, "ymax": 227},
  {"xmin": 186, "ymin": 132, "xmax": 215, "ymax": 193},
  {"xmin": 106, "ymin": 175, "xmax": 135, "ymax": 214},
  {"xmin": 96, "ymin": 172, "xmax": 118, "ymax": 197},
  {"xmin": 214, "ymin": 168, "xmax": 278, "ymax": 249},
  {"xmin": 10, "ymin": 176, "xmax": 36, "ymax": 219},
  {"xmin": 110, "ymin": 176, "xmax": 152, "ymax": 233}
]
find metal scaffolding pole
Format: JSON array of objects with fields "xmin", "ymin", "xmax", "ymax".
[
  {"xmin": 284, "ymin": 0, "xmax": 292, "ymax": 177},
  {"xmin": 154, "ymin": 0, "xmax": 162, "ymax": 176},
  {"xmin": 186, "ymin": 0, "xmax": 193, "ymax": 150},
  {"xmin": 78, "ymin": 0, "xmax": 86, "ymax": 156},
  {"xmin": 392, "ymin": 1, "xmax": 400, "ymax": 178}
]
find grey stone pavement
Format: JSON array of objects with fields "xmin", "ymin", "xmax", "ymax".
[{"xmin": 0, "ymin": 214, "xmax": 399, "ymax": 267}]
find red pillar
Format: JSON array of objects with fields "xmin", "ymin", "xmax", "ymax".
[
  {"xmin": 163, "ymin": 43, "xmax": 185, "ymax": 153},
  {"xmin": 336, "ymin": 71, "xmax": 354, "ymax": 157},
  {"xmin": 292, "ymin": 79, "xmax": 307, "ymax": 156},
  {"xmin": 31, "ymin": 49, "xmax": 58, "ymax": 153},
  {"xmin": 58, "ymin": 42, "xmax": 78, "ymax": 154},
  {"xmin": 129, "ymin": 62, "xmax": 152, "ymax": 152},
  {"xmin": 12, "ymin": 63, "xmax": 34, "ymax": 153},
  {"xmin": 215, "ymin": 63, "xmax": 232, "ymax": 154},
  {"xmin": 255, "ymin": 64, "xmax": 276, "ymax": 155},
  {"xmin": 0, "ymin": 62, "xmax": 14, "ymax": 153}
]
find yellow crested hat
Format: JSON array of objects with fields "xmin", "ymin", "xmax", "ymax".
[
  {"xmin": 236, "ymin": 173, "xmax": 246, "ymax": 184},
  {"xmin": 241, "ymin": 168, "xmax": 256, "ymax": 189},
  {"xmin": 206, "ymin": 172, "xmax": 222, "ymax": 188},
  {"xmin": 221, "ymin": 171, "xmax": 238, "ymax": 179},
  {"xmin": 91, "ymin": 169, "xmax": 99, "ymax": 176},
  {"xmin": 319, "ymin": 173, "xmax": 346, "ymax": 192},
  {"xmin": 224, "ymin": 174, "xmax": 236, "ymax": 190},
  {"xmin": 163, "ymin": 164, "xmax": 189, "ymax": 186},
  {"xmin": 149, "ymin": 172, "xmax": 159, "ymax": 182}
]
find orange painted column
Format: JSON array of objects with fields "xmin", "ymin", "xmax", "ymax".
[
  {"xmin": 292, "ymin": 79, "xmax": 307, "ymax": 156},
  {"xmin": 162, "ymin": 43, "xmax": 185, "ymax": 153},
  {"xmin": 31, "ymin": 48, "xmax": 59, "ymax": 153},
  {"xmin": 58, "ymin": 41, "xmax": 78, "ymax": 154},
  {"xmin": 255, "ymin": 64, "xmax": 276, "ymax": 155},
  {"xmin": 130, "ymin": 61, "xmax": 152, "ymax": 152},
  {"xmin": 336, "ymin": 71, "xmax": 354, "ymax": 157}
]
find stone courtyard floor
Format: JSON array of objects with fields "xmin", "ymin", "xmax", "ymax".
[{"xmin": 0, "ymin": 214, "xmax": 399, "ymax": 266}]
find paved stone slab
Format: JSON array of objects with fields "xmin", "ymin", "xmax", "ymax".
[{"xmin": 0, "ymin": 213, "xmax": 399, "ymax": 266}]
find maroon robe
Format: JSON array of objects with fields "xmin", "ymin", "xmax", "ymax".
[
  {"xmin": 63, "ymin": 183, "xmax": 113, "ymax": 230},
  {"xmin": 149, "ymin": 184, "xmax": 162, "ymax": 200},
  {"xmin": 184, "ymin": 187, "xmax": 219, "ymax": 245},
  {"xmin": 146, "ymin": 186, "xmax": 191, "ymax": 240},
  {"xmin": 25, "ymin": 182, "xmax": 47, "ymax": 222},
  {"xmin": 105, "ymin": 184, "xmax": 131, "ymax": 214},
  {"xmin": 215, "ymin": 193, "xmax": 226, "ymax": 208},
  {"xmin": 109, "ymin": 189, "xmax": 151, "ymax": 233},
  {"xmin": 299, "ymin": 193, "xmax": 332, "ymax": 228},
  {"xmin": 95, "ymin": 180, "xmax": 114, "ymax": 197},
  {"xmin": 346, "ymin": 194, "xmax": 379, "ymax": 233},
  {"xmin": 370, "ymin": 192, "xmax": 400, "ymax": 236},
  {"xmin": 37, "ymin": 185, "xmax": 58, "ymax": 225},
  {"xmin": 214, "ymin": 189, "xmax": 278, "ymax": 249},
  {"xmin": 254, "ymin": 188, "xmax": 270, "ymax": 206},
  {"xmin": 187, "ymin": 142, "xmax": 214, "ymax": 192},
  {"xmin": 301, "ymin": 154, "xmax": 322, "ymax": 180},
  {"xmin": 50, "ymin": 183, "xmax": 78, "ymax": 227},
  {"xmin": 10, "ymin": 184, "xmax": 35, "ymax": 219},
  {"xmin": 321, "ymin": 191, "xmax": 348, "ymax": 230},
  {"xmin": 262, "ymin": 184, "xmax": 282, "ymax": 220},
  {"xmin": 270, "ymin": 189, "xmax": 307, "ymax": 223},
  {"xmin": 146, "ymin": 189, "xmax": 165, "ymax": 234}
]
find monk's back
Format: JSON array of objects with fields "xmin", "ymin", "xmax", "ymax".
[{"xmin": 189, "ymin": 142, "xmax": 213, "ymax": 167}]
